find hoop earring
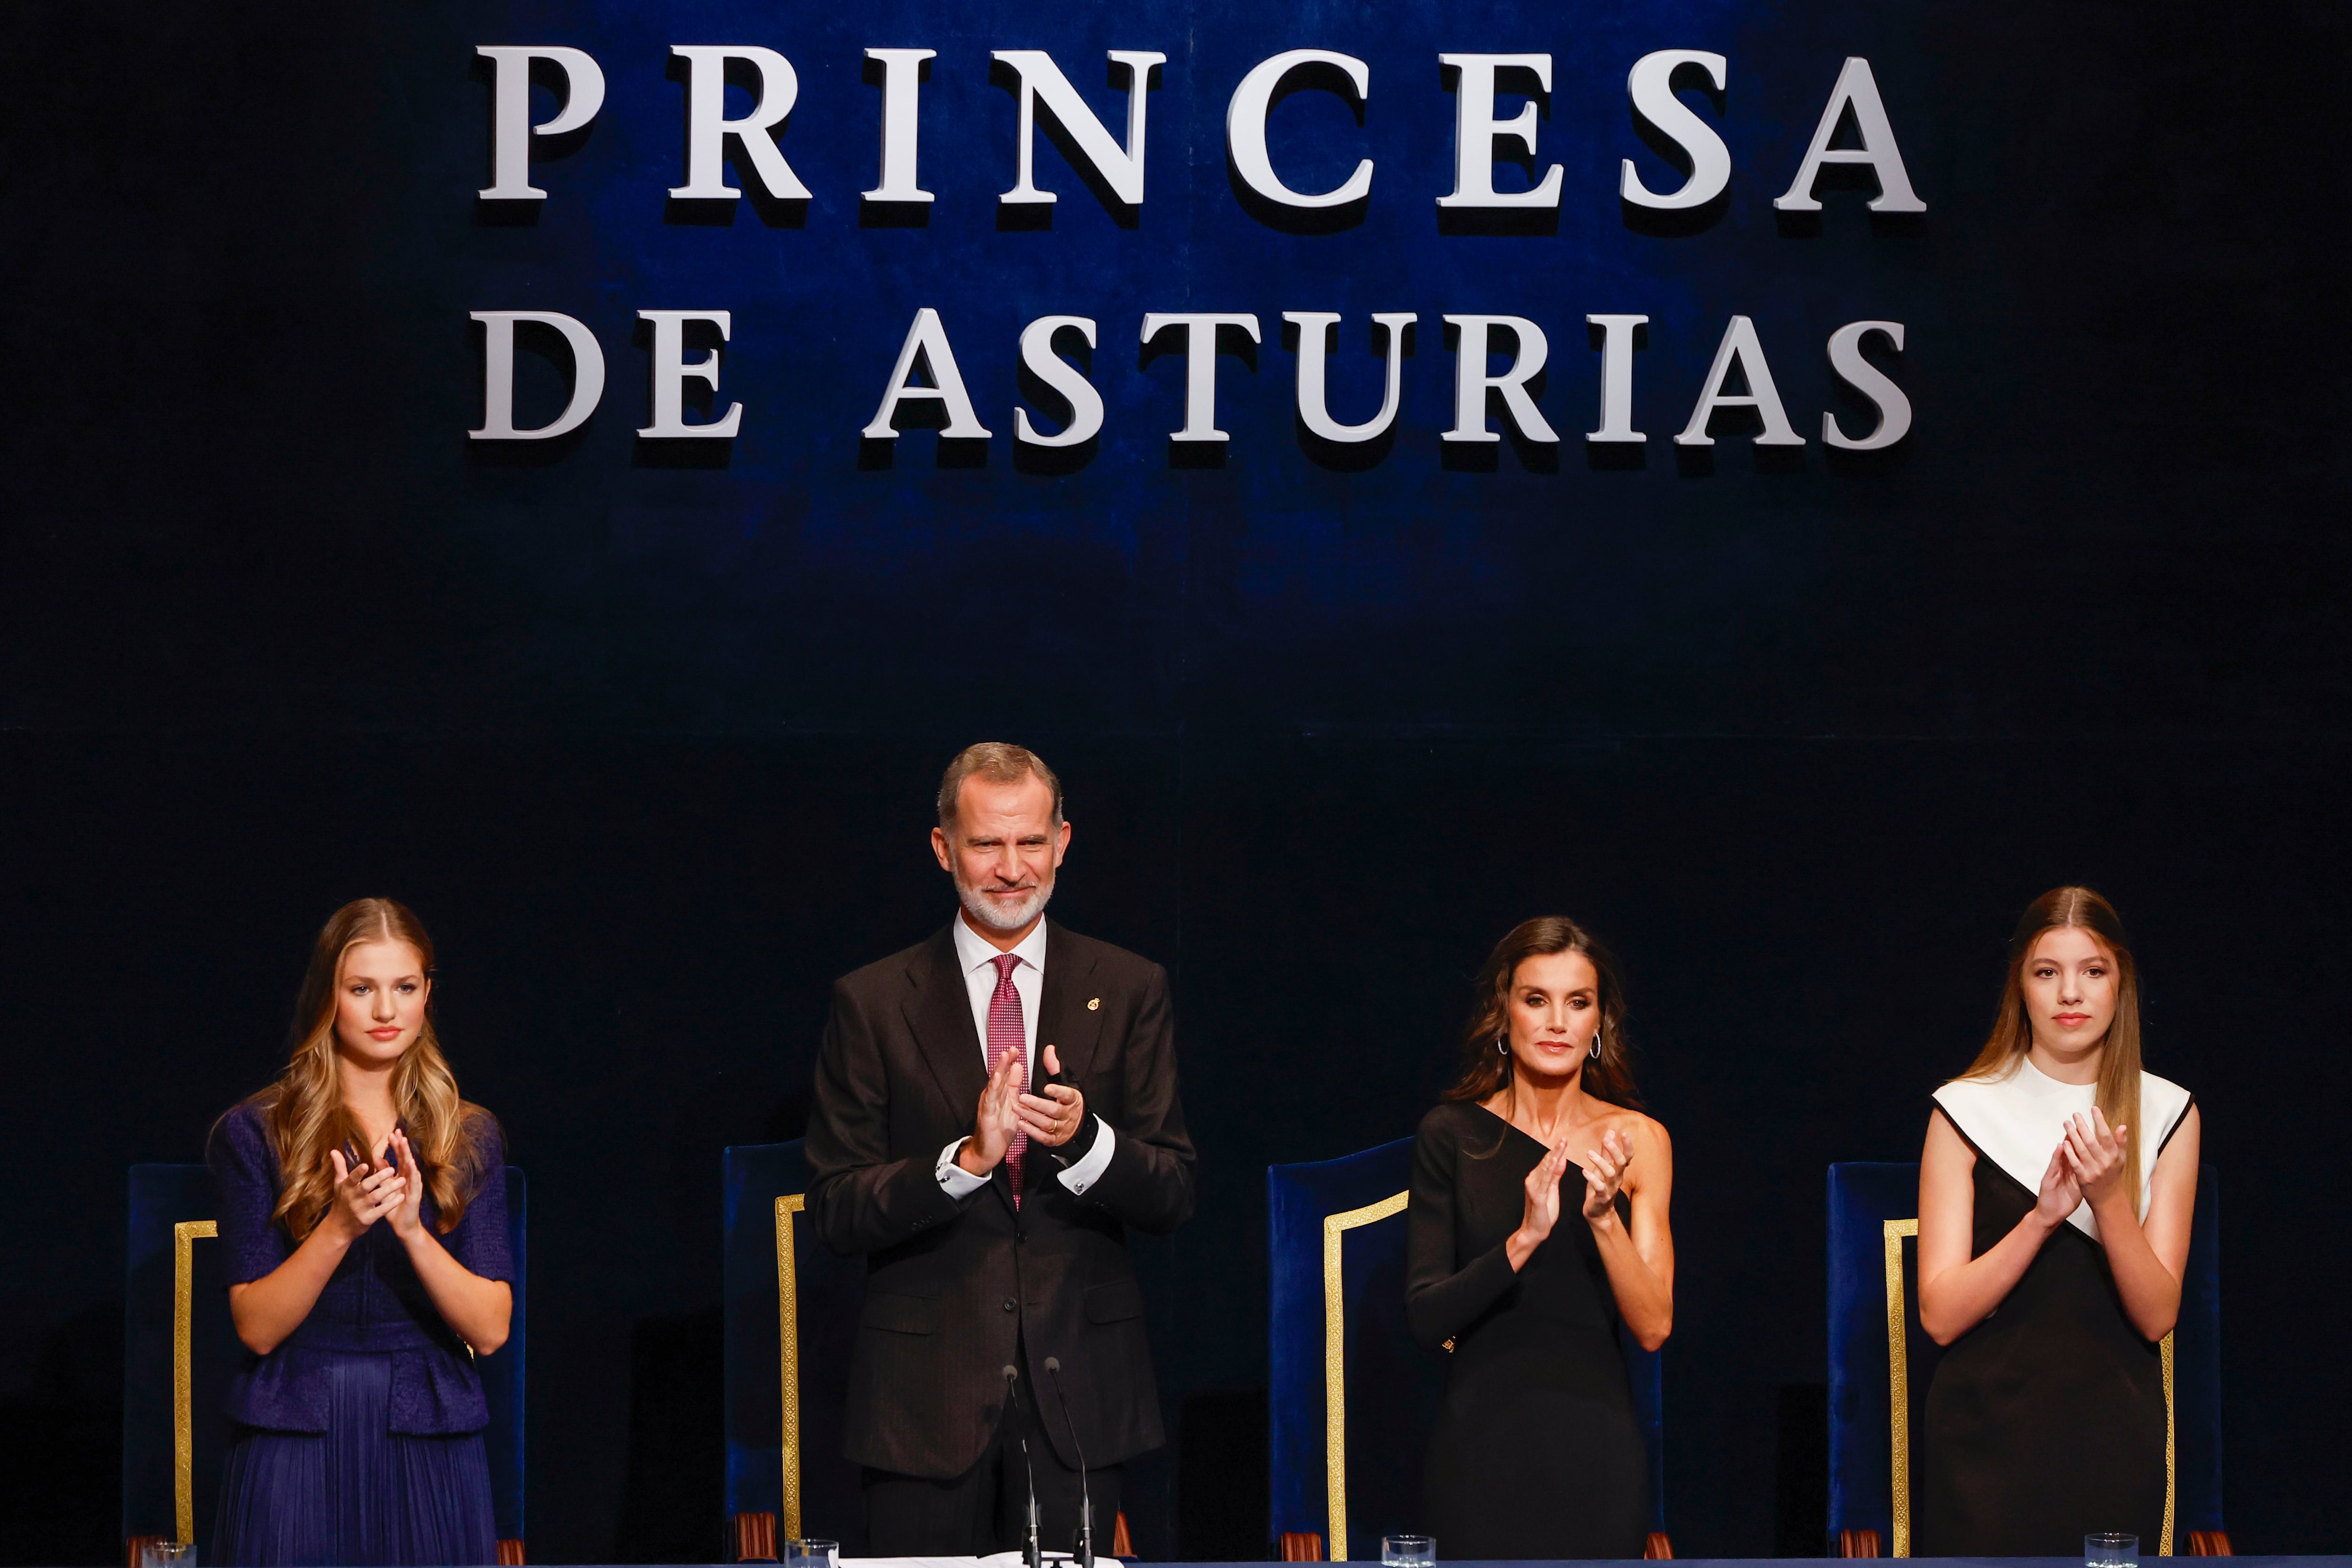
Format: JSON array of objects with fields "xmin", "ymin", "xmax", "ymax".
[
  {"xmin": 1589, "ymin": 1030, "xmax": 1603, "ymax": 1061},
  {"xmin": 1496, "ymin": 1037, "xmax": 1508, "ymax": 1055}
]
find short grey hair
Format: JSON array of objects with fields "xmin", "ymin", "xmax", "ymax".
[{"xmin": 936, "ymin": 742, "xmax": 1065, "ymax": 831}]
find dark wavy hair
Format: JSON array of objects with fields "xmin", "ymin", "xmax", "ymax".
[{"xmin": 1443, "ymin": 916, "xmax": 1643, "ymax": 1109}]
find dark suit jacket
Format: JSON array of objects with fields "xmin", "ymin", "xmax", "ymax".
[{"xmin": 805, "ymin": 919, "xmax": 1196, "ymax": 1478}]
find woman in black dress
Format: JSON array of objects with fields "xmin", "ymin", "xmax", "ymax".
[
  {"xmin": 1406, "ymin": 916, "xmax": 1674, "ymax": 1560},
  {"xmin": 1915, "ymin": 887, "xmax": 2201, "ymax": 1555}
]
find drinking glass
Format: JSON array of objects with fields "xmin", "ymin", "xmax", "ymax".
[
  {"xmin": 2085, "ymin": 1533, "xmax": 2138, "ymax": 1568},
  {"xmin": 1383, "ymin": 1535, "xmax": 1436, "ymax": 1568},
  {"xmin": 786, "ymin": 1539, "xmax": 839, "ymax": 1568},
  {"xmin": 140, "ymin": 1546, "xmax": 195, "ymax": 1568}
]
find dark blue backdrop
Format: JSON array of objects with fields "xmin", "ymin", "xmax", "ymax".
[
  {"xmin": 445, "ymin": 0, "xmax": 1950, "ymax": 735},
  {"xmin": 2, "ymin": 0, "xmax": 2346, "ymax": 1561}
]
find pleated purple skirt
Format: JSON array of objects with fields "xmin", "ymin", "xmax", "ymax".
[{"xmin": 211, "ymin": 1351, "xmax": 497, "ymax": 1567}]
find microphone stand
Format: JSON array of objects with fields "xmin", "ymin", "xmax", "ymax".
[
  {"xmin": 1002, "ymin": 1366, "xmax": 1044, "ymax": 1568},
  {"xmin": 1043, "ymin": 1357, "xmax": 1095, "ymax": 1568}
]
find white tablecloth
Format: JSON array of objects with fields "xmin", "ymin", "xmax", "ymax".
[{"xmin": 845, "ymin": 1556, "xmax": 1120, "ymax": 1568}]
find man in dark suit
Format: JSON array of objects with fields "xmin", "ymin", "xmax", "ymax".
[{"xmin": 807, "ymin": 742, "xmax": 1196, "ymax": 1555}]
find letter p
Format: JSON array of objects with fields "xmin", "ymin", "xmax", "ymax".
[{"xmin": 478, "ymin": 46, "xmax": 605, "ymax": 200}]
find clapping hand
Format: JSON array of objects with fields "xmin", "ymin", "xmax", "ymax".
[
  {"xmin": 1017, "ymin": 1043, "xmax": 1088, "ymax": 1147},
  {"xmin": 1580, "ymin": 1129, "xmax": 1636, "ymax": 1223},
  {"xmin": 2032, "ymin": 1134, "xmax": 2086, "ymax": 1230},
  {"xmin": 326, "ymin": 1145, "xmax": 406, "ymax": 1243},
  {"xmin": 959, "ymin": 1048, "xmax": 1027, "ymax": 1176},
  {"xmin": 2060, "ymin": 1108, "xmax": 2130, "ymax": 1208},
  {"xmin": 1515, "ymin": 1140, "xmax": 1575, "ymax": 1250},
  {"xmin": 386, "ymin": 1129, "xmax": 429, "ymax": 1240}
]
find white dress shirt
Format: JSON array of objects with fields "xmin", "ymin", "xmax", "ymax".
[{"xmin": 935, "ymin": 914, "xmax": 1116, "ymax": 1198}]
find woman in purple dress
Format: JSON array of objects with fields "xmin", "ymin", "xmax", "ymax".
[{"xmin": 208, "ymin": 898, "xmax": 512, "ymax": 1568}]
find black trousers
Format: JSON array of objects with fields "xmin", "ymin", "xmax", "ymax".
[{"xmin": 860, "ymin": 1362, "xmax": 1123, "ymax": 1557}]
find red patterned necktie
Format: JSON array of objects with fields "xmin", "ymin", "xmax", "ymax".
[{"xmin": 986, "ymin": 952, "xmax": 1027, "ymax": 1206}]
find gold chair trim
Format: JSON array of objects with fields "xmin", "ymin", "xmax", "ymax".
[
  {"xmin": 174, "ymin": 1220, "xmax": 218, "ymax": 1546},
  {"xmin": 1882, "ymin": 1220, "xmax": 1917, "ymax": 1557},
  {"xmin": 1323, "ymin": 1190, "xmax": 1409, "ymax": 1564},
  {"xmin": 2160, "ymin": 1329, "xmax": 2176, "ymax": 1556},
  {"xmin": 775, "ymin": 1195, "xmax": 807, "ymax": 1542},
  {"xmin": 1883, "ymin": 1216, "xmax": 2174, "ymax": 1559}
]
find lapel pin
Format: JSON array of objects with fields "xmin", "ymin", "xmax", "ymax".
[{"xmin": 1087, "ymin": 997, "xmax": 1100, "ymax": 1010}]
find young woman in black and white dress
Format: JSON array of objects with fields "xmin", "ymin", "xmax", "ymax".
[{"xmin": 1915, "ymin": 886, "xmax": 2200, "ymax": 1556}]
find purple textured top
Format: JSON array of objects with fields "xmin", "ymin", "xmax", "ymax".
[{"xmin": 208, "ymin": 1100, "xmax": 513, "ymax": 1434}]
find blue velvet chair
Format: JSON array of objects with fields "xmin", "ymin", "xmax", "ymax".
[
  {"xmin": 1268, "ymin": 1139, "xmax": 1670, "ymax": 1562},
  {"xmin": 122, "ymin": 1162, "xmax": 529, "ymax": 1567},
  {"xmin": 482, "ymin": 1167, "xmax": 530, "ymax": 1562},
  {"xmin": 1824, "ymin": 1160, "xmax": 2225, "ymax": 1558},
  {"xmin": 720, "ymin": 1140, "xmax": 866, "ymax": 1562}
]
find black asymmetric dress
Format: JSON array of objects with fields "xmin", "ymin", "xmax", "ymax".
[
  {"xmin": 1405, "ymin": 1101, "xmax": 1649, "ymax": 1560},
  {"xmin": 1916, "ymin": 1061, "xmax": 2195, "ymax": 1557}
]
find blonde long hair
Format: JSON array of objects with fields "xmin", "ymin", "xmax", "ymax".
[
  {"xmin": 250, "ymin": 898, "xmax": 490, "ymax": 1240},
  {"xmin": 1955, "ymin": 886, "xmax": 2146, "ymax": 1203}
]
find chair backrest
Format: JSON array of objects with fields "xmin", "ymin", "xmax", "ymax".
[
  {"xmin": 123, "ymin": 1162, "xmax": 528, "ymax": 1560},
  {"xmin": 1268, "ymin": 1139, "xmax": 1666, "ymax": 1561},
  {"xmin": 1825, "ymin": 1160, "xmax": 2221, "ymax": 1556},
  {"xmin": 2175, "ymin": 1164, "xmax": 2223, "ymax": 1539},
  {"xmin": 123, "ymin": 1165, "xmax": 234, "ymax": 1557},
  {"xmin": 482, "ymin": 1168, "xmax": 529, "ymax": 1547},
  {"xmin": 721, "ymin": 1140, "xmax": 867, "ymax": 1557}
]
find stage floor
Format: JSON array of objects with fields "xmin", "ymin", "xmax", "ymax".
[
  {"xmin": 504, "ymin": 1558, "xmax": 2352, "ymax": 1568},
  {"xmin": 58, "ymin": 1560, "xmax": 2351, "ymax": 1568}
]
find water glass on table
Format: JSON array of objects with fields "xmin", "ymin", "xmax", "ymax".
[
  {"xmin": 1383, "ymin": 1534, "xmax": 1436, "ymax": 1568},
  {"xmin": 2085, "ymin": 1533, "xmax": 2138, "ymax": 1568},
  {"xmin": 785, "ymin": 1539, "xmax": 839, "ymax": 1568}
]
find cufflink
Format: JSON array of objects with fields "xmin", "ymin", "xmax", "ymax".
[{"xmin": 1087, "ymin": 997, "xmax": 1100, "ymax": 1010}]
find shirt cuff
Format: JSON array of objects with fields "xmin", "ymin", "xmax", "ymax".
[
  {"xmin": 936, "ymin": 1138, "xmax": 990, "ymax": 1199},
  {"xmin": 1056, "ymin": 1116, "xmax": 1117, "ymax": 1195}
]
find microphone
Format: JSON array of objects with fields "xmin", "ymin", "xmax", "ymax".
[
  {"xmin": 1043, "ymin": 1357, "xmax": 1094, "ymax": 1568},
  {"xmin": 1002, "ymin": 1365, "xmax": 1043, "ymax": 1568}
]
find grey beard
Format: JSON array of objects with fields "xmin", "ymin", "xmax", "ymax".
[{"xmin": 956, "ymin": 875, "xmax": 1055, "ymax": 933}]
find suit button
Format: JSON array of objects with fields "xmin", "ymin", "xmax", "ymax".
[{"xmin": 1002, "ymin": 1298, "xmax": 1017, "ymax": 1313}]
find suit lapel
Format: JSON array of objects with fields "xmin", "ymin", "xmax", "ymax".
[
  {"xmin": 1037, "ymin": 920, "xmax": 1107, "ymax": 1085},
  {"xmin": 903, "ymin": 926, "xmax": 986, "ymax": 1127}
]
